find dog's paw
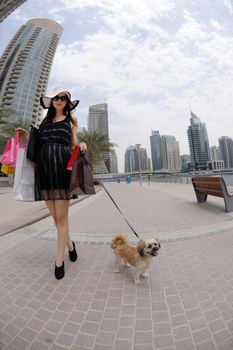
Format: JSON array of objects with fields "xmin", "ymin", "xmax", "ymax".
[
  {"xmin": 141, "ymin": 273, "xmax": 149, "ymax": 278},
  {"xmin": 134, "ymin": 280, "xmax": 141, "ymax": 286},
  {"xmin": 124, "ymin": 262, "xmax": 130, "ymax": 268},
  {"xmin": 113, "ymin": 268, "xmax": 120, "ymax": 273}
]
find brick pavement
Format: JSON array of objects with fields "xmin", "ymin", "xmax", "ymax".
[
  {"xmin": 0, "ymin": 188, "xmax": 95, "ymax": 237},
  {"xmin": 1, "ymin": 182, "xmax": 233, "ymax": 350}
]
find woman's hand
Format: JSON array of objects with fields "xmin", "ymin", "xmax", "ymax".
[
  {"xmin": 79, "ymin": 142, "xmax": 87, "ymax": 151},
  {"xmin": 16, "ymin": 128, "xmax": 29, "ymax": 141}
]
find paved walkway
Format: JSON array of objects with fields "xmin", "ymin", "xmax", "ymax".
[{"xmin": 1, "ymin": 182, "xmax": 233, "ymax": 350}]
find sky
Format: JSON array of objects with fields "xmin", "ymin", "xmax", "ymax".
[{"xmin": 1, "ymin": 0, "xmax": 233, "ymax": 172}]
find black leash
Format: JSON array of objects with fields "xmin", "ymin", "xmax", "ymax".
[
  {"xmin": 100, "ymin": 182, "xmax": 140, "ymax": 239},
  {"xmin": 80, "ymin": 150, "xmax": 141, "ymax": 239}
]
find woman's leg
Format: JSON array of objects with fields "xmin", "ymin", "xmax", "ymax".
[
  {"xmin": 45, "ymin": 200, "xmax": 74, "ymax": 266},
  {"xmin": 45, "ymin": 200, "xmax": 57, "ymax": 227},
  {"xmin": 54, "ymin": 200, "xmax": 72, "ymax": 266}
]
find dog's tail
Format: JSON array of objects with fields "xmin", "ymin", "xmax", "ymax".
[{"xmin": 111, "ymin": 234, "xmax": 128, "ymax": 249}]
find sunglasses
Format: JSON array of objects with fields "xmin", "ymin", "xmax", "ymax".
[{"xmin": 52, "ymin": 95, "xmax": 68, "ymax": 102}]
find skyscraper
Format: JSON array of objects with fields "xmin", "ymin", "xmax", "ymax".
[
  {"xmin": 150, "ymin": 130, "xmax": 162, "ymax": 171},
  {"xmin": 161, "ymin": 135, "xmax": 181, "ymax": 172},
  {"xmin": 150, "ymin": 130, "xmax": 180, "ymax": 171},
  {"xmin": 109, "ymin": 149, "xmax": 118, "ymax": 173},
  {"xmin": 181, "ymin": 154, "xmax": 191, "ymax": 172},
  {"xmin": 210, "ymin": 146, "xmax": 221, "ymax": 161},
  {"xmin": 88, "ymin": 103, "xmax": 109, "ymax": 174},
  {"xmin": 218, "ymin": 136, "xmax": 233, "ymax": 168},
  {"xmin": 124, "ymin": 145, "xmax": 149, "ymax": 172},
  {"xmin": 0, "ymin": 0, "xmax": 27, "ymax": 23},
  {"xmin": 125, "ymin": 146, "xmax": 137, "ymax": 173},
  {"xmin": 0, "ymin": 18, "xmax": 63, "ymax": 125},
  {"xmin": 187, "ymin": 111, "xmax": 210, "ymax": 170}
]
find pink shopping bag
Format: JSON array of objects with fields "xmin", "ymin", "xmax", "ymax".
[{"xmin": 0, "ymin": 131, "xmax": 24, "ymax": 167}]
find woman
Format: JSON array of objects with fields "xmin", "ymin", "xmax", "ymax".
[{"xmin": 17, "ymin": 89, "xmax": 86, "ymax": 280}]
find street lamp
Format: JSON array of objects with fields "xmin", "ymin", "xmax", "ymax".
[{"xmin": 135, "ymin": 143, "xmax": 142, "ymax": 186}]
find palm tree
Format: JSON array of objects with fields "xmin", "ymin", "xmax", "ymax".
[
  {"xmin": 77, "ymin": 130, "xmax": 115, "ymax": 166},
  {"xmin": 0, "ymin": 106, "xmax": 15, "ymax": 122}
]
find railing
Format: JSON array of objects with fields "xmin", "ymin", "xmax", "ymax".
[
  {"xmin": 132, "ymin": 173, "xmax": 233, "ymax": 187},
  {"xmin": 97, "ymin": 172, "xmax": 233, "ymax": 187}
]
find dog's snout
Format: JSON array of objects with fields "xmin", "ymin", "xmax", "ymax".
[{"xmin": 152, "ymin": 247, "xmax": 159, "ymax": 252}]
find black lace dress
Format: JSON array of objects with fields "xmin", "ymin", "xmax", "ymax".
[{"xmin": 35, "ymin": 117, "xmax": 72, "ymax": 201}]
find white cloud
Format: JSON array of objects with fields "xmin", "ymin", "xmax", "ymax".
[
  {"xmin": 42, "ymin": 1, "xmax": 233, "ymax": 170},
  {"xmin": 2, "ymin": 0, "xmax": 233, "ymax": 171},
  {"xmin": 223, "ymin": 0, "xmax": 233, "ymax": 14}
]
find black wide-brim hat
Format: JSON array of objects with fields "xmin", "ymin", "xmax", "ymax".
[{"xmin": 40, "ymin": 89, "xmax": 79, "ymax": 111}]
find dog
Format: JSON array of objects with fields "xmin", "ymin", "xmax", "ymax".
[{"xmin": 111, "ymin": 234, "xmax": 161, "ymax": 285}]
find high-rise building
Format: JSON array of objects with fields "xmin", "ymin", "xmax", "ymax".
[
  {"xmin": 187, "ymin": 111, "xmax": 210, "ymax": 170},
  {"xmin": 109, "ymin": 149, "xmax": 118, "ymax": 173},
  {"xmin": 125, "ymin": 146, "xmax": 137, "ymax": 173},
  {"xmin": 150, "ymin": 130, "xmax": 181, "ymax": 171},
  {"xmin": 124, "ymin": 145, "xmax": 150, "ymax": 172},
  {"xmin": 181, "ymin": 154, "xmax": 191, "ymax": 172},
  {"xmin": 0, "ymin": 0, "xmax": 27, "ymax": 23},
  {"xmin": 218, "ymin": 136, "xmax": 233, "ymax": 168},
  {"xmin": 0, "ymin": 18, "xmax": 63, "ymax": 125},
  {"xmin": 150, "ymin": 130, "xmax": 162, "ymax": 171},
  {"xmin": 161, "ymin": 135, "xmax": 181, "ymax": 171},
  {"xmin": 139, "ymin": 147, "xmax": 150, "ymax": 171},
  {"xmin": 87, "ymin": 103, "xmax": 109, "ymax": 174},
  {"xmin": 210, "ymin": 146, "xmax": 221, "ymax": 161}
]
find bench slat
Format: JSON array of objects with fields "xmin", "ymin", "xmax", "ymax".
[
  {"xmin": 193, "ymin": 183, "xmax": 222, "ymax": 190},
  {"xmin": 194, "ymin": 187, "xmax": 224, "ymax": 198},
  {"xmin": 193, "ymin": 177, "xmax": 221, "ymax": 182}
]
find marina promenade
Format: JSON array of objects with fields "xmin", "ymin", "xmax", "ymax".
[{"xmin": 1, "ymin": 182, "xmax": 233, "ymax": 350}]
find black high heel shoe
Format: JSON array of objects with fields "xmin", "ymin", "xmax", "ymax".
[
  {"xmin": 69, "ymin": 241, "xmax": 78, "ymax": 262},
  {"xmin": 55, "ymin": 262, "xmax": 65, "ymax": 279}
]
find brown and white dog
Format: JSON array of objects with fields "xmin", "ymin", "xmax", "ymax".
[{"xmin": 111, "ymin": 234, "xmax": 161, "ymax": 285}]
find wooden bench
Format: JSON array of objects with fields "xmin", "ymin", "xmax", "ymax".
[{"xmin": 192, "ymin": 176, "xmax": 233, "ymax": 212}]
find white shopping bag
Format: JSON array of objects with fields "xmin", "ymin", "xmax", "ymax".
[{"xmin": 13, "ymin": 147, "xmax": 35, "ymax": 201}]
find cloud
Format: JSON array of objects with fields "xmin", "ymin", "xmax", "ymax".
[
  {"xmin": 41, "ymin": 0, "xmax": 233, "ymax": 171},
  {"xmin": 223, "ymin": 0, "xmax": 233, "ymax": 14},
  {"xmin": 2, "ymin": 0, "xmax": 233, "ymax": 171}
]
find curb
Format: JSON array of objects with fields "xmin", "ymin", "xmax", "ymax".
[{"xmin": 0, "ymin": 187, "xmax": 102, "ymax": 237}]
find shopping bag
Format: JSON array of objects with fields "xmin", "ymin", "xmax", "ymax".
[
  {"xmin": 1, "ymin": 164, "xmax": 15, "ymax": 175},
  {"xmin": 69, "ymin": 158, "xmax": 95, "ymax": 196},
  {"xmin": 66, "ymin": 144, "xmax": 81, "ymax": 171},
  {"xmin": 26, "ymin": 125, "xmax": 40, "ymax": 162},
  {"xmin": 13, "ymin": 147, "xmax": 35, "ymax": 201},
  {"xmin": 0, "ymin": 131, "xmax": 23, "ymax": 166}
]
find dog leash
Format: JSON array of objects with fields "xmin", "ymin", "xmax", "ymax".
[
  {"xmin": 100, "ymin": 182, "xmax": 140, "ymax": 239},
  {"xmin": 80, "ymin": 150, "xmax": 141, "ymax": 239}
]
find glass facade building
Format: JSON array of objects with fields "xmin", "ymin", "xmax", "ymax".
[
  {"xmin": 0, "ymin": 18, "xmax": 63, "ymax": 125},
  {"xmin": 161, "ymin": 135, "xmax": 181, "ymax": 172},
  {"xmin": 150, "ymin": 130, "xmax": 180, "ymax": 171},
  {"xmin": 0, "ymin": 0, "xmax": 27, "ymax": 23},
  {"xmin": 124, "ymin": 145, "xmax": 149, "ymax": 173},
  {"xmin": 87, "ymin": 103, "xmax": 110, "ymax": 174},
  {"xmin": 218, "ymin": 136, "xmax": 233, "ymax": 168},
  {"xmin": 109, "ymin": 149, "xmax": 118, "ymax": 173},
  {"xmin": 187, "ymin": 111, "xmax": 210, "ymax": 170},
  {"xmin": 150, "ymin": 130, "xmax": 162, "ymax": 171},
  {"xmin": 125, "ymin": 146, "xmax": 137, "ymax": 173}
]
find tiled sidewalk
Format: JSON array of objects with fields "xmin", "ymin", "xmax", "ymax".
[
  {"xmin": 1, "ymin": 182, "xmax": 233, "ymax": 350},
  {"xmin": 1, "ymin": 231, "xmax": 233, "ymax": 350}
]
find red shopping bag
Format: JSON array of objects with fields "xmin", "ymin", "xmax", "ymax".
[
  {"xmin": 0, "ymin": 132, "xmax": 24, "ymax": 167},
  {"xmin": 66, "ymin": 144, "xmax": 81, "ymax": 171}
]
